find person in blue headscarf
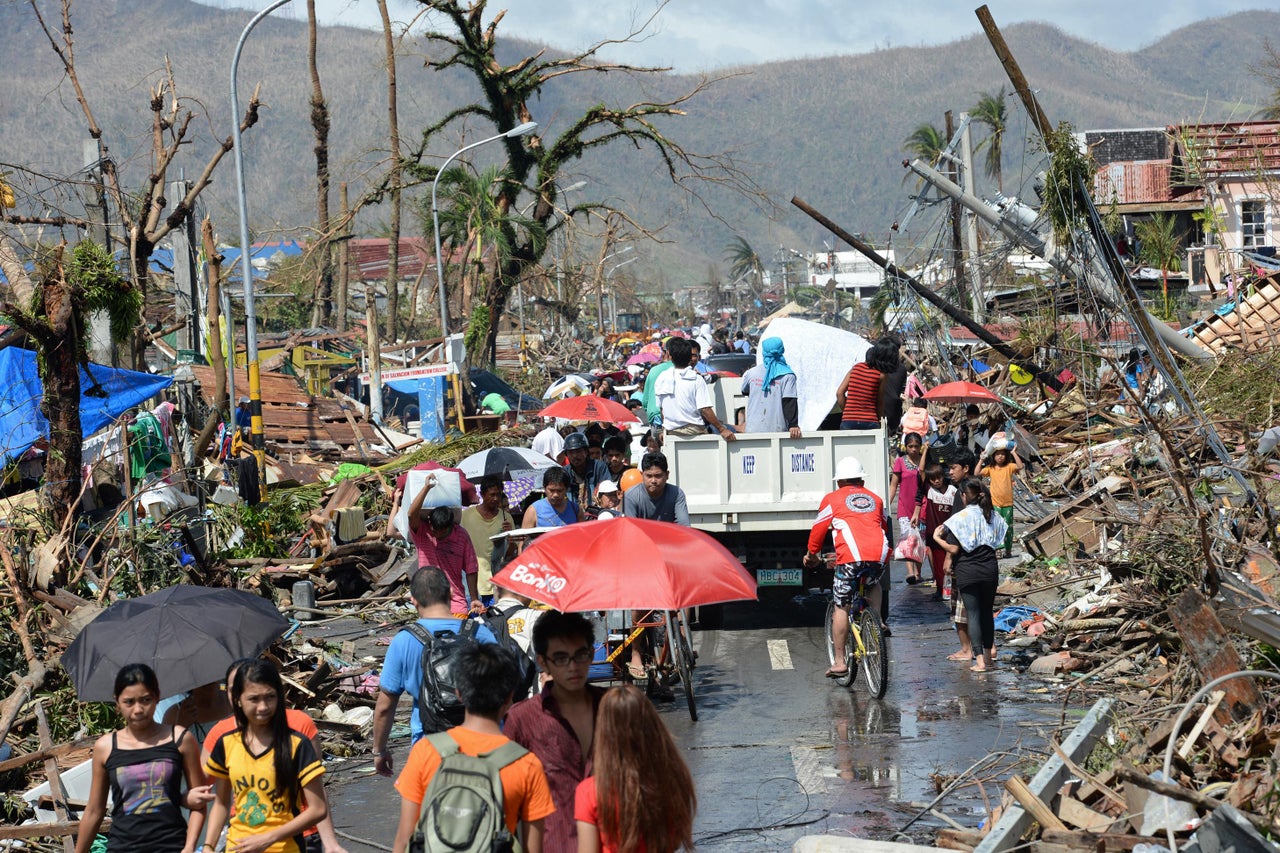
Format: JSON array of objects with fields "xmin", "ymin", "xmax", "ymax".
[{"xmin": 739, "ymin": 337, "xmax": 801, "ymax": 437}]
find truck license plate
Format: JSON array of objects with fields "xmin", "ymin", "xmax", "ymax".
[{"xmin": 757, "ymin": 569, "xmax": 803, "ymax": 586}]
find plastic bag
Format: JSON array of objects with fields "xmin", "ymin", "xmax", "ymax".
[{"xmin": 893, "ymin": 525, "xmax": 924, "ymax": 563}]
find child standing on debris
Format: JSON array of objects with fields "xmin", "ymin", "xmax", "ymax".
[{"xmin": 979, "ymin": 442, "xmax": 1022, "ymax": 559}]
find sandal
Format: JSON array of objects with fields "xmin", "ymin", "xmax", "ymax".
[
  {"xmin": 970, "ymin": 664, "xmax": 989, "ymax": 673},
  {"xmin": 905, "ymin": 576, "xmax": 919, "ymax": 585},
  {"xmin": 626, "ymin": 663, "xmax": 647, "ymax": 679},
  {"xmin": 825, "ymin": 667, "xmax": 850, "ymax": 679},
  {"xmin": 947, "ymin": 652, "xmax": 971, "ymax": 662}
]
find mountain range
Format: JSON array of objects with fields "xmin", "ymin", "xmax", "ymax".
[{"xmin": 2, "ymin": 1, "xmax": 1276, "ymax": 289}]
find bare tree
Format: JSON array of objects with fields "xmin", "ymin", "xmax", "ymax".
[
  {"xmin": 23, "ymin": 0, "xmax": 264, "ymax": 365},
  {"xmin": 377, "ymin": 0, "xmax": 404, "ymax": 341},
  {"xmin": 306, "ymin": 0, "xmax": 335, "ymax": 328},
  {"xmin": 406, "ymin": 0, "xmax": 764, "ymax": 364}
]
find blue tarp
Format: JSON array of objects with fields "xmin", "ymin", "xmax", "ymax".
[{"xmin": 0, "ymin": 348, "xmax": 173, "ymax": 466}]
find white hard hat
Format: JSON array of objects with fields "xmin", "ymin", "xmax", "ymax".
[{"xmin": 833, "ymin": 457, "xmax": 866, "ymax": 481}]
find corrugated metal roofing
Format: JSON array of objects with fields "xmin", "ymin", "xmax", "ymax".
[
  {"xmin": 1094, "ymin": 160, "xmax": 1174, "ymax": 204},
  {"xmin": 1171, "ymin": 121, "xmax": 1280, "ymax": 181}
]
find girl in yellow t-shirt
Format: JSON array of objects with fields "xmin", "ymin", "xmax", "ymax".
[
  {"xmin": 205, "ymin": 661, "xmax": 328, "ymax": 853},
  {"xmin": 979, "ymin": 444, "xmax": 1023, "ymax": 558}
]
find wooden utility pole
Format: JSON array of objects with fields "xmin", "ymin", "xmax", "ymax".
[
  {"xmin": 975, "ymin": 5, "xmax": 1052, "ymax": 139},
  {"xmin": 791, "ymin": 195, "xmax": 1065, "ymax": 391},
  {"xmin": 336, "ymin": 183, "xmax": 350, "ymax": 332}
]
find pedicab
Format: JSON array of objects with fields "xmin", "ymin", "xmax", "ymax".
[{"xmin": 490, "ymin": 518, "xmax": 757, "ymax": 721}]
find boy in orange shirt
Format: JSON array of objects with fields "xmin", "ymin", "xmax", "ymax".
[
  {"xmin": 392, "ymin": 644, "xmax": 554, "ymax": 853},
  {"xmin": 979, "ymin": 443, "xmax": 1023, "ymax": 558}
]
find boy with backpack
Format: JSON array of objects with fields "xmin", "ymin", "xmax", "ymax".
[
  {"xmin": 483, "ymin": 585, "xmax": 543, "ymax": 701},
  {"xmin": 373, "ymin": 567, "xmax": 498, "ymax": 778},
  {"xmin": 391, "ymin": 643, "xmax": 554, "ymax": 853}
]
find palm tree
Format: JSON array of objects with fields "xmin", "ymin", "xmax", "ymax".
[
  {"xmin": 724, "ymin": 235, "xmax": 764, "ymax": 316},
  {"xmin": 903, "ymin": 123, "xmax": 945, "ymax": 165},
  {"xmin": 425, "ymin": 165, "xmax": 545, "ymax": 354},
  {"xmin": 971, "ymin": 87, "xmax": 1008, "ymax": 191},
  {"xmin": 1135, "ymin": 213, "xmax": 1184, "ymax": 306}
]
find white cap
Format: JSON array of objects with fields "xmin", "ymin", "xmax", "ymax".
[
  {"xmin": 597, "ymin": 480, "xmax": 619, "ymax": 495},
  {"xmin": 833, "ymin": 457, "xmax": 866, "ymax": 481},
  {"xmin": 651, "ymin": 332, "xmax": 661, "ymax": 340}
]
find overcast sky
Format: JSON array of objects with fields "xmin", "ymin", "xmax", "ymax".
[{"xmin": 221, "ymin": 0, "xmax": 1267, "ymax": 71}]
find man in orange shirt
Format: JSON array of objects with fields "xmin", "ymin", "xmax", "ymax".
[
  {"xmin": 804, "ymin": 457, "xmax": 890, "ymax": 678},
  {"xmin": 392, "ymin": 644, "xmax": 554, "ymax": 853}
]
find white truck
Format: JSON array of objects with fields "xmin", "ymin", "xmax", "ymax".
[{"xmin": 665, "ymin": 425, "xmax": 891, "ymax": 596}]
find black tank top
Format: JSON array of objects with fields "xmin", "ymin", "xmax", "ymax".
[{"xmin": 104, "ymin": 728, "xmax": 188, "ymax": 852}]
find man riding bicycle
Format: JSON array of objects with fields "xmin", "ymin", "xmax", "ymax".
[{"xmin": 804, "ymin": 457, "xmax": 890, "ymax": 679}]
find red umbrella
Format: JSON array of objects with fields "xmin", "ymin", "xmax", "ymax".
[
  {"xmin": 490, "ymin": 518, "xmax": 757, "ymax": 611},
  {"xmin": 539, "ymin": 394, "xmax": 639, "ymax": 423},
  {"xmin": 923, "ymin": 380, "xmax": 1002, "ymax": 404}
]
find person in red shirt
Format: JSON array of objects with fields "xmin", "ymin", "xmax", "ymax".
[{"xmin": 804, "ymin": 456, "xmax": 890, "ymax": 678}]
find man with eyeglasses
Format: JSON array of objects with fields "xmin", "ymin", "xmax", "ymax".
[{"xmin": 505, "ymin": 611, "xmax": 603, "ymax": 853}]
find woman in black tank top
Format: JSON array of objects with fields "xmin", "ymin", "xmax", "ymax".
[{"xmin": 74, "ymin": 664, "xmax": 214, "ymax": 853}]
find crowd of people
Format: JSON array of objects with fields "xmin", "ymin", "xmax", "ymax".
[{"xmin": 71, "ymin": 324, "xmax": 1028, "ymax": 853}]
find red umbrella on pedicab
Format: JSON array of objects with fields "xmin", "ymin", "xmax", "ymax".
[
  {"xmin": 636, "ymin": 341, "xmax": 664, "ymax": 361},
  {"xmin": 490, "ymin": 517, "xmax": 757, "ymax": 611},
  {"xmin": 538, "ymin": 394, "xmax": 639, "ymax": 424},
  {"xmin": 923, "ymin": 380, "xmax": 1002, "ymax": 405}
]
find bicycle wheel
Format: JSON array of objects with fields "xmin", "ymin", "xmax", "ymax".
[
  {"xmin": 668, "ymin": 610, "xmax": 698, "ymax": 721},
  {"xmin": 858, "ymin": 611, "xmax": 889, "ymax": 698},
  {"xmin": 824, "ymin": 600, "xmax": 855, "ymax": 688}
]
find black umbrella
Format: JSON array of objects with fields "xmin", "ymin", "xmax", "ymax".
[
  {"xmin": 62, "ymin": 585, "xmax": 291, "ymax": 702},
  {"xmin": 457, "ymin": 446, "xmax": 558, "ymax": 481}
]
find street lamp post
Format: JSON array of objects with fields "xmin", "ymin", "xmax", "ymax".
[
  {"xmin": 607, "ymin": 255, "xmax": 638, "ymax": 334},
  {"xmin": 431, "ymin": 121, "xmax": 538, "ymax": 340},
  {"xmin": 596, "ymin": 246, "xmax": 633, "ymax": 356},
  {"xmin": 230, "ymin": 0, "xmax": 291, "ymax": 501}
]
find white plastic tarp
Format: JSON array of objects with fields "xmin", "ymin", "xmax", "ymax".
[{"xmin": 755, "ymin": 318, "xmax": 871, "ymax": 431}]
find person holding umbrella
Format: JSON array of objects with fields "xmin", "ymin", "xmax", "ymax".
[{"xmin": 74, "ymin": 664, "xmax": 212, "ymax": 853}]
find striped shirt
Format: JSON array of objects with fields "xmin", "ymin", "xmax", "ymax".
[{"xmin": 842, "ymin": 362, "xmax": 882, "ymax": 423}]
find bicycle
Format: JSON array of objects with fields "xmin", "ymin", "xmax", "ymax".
[
  {"xmin": 819, "ymin": 557, "xmax": 889, "ymax": 698},
  {"xmin": 596, "ymin": 608, "xmax": 698, "ymax": 722}
]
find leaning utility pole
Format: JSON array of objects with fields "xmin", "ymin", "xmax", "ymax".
[
  {"xmin": 792, "ymin": 195, "xmax": 1065, "ymax": 391},
  {"xmin": 169, "ymin": 179, "xmax": 201, "ymax": 358},
  {"xmin": 945, "ymin": 111, "xmax": 967, "ymax": 316}
]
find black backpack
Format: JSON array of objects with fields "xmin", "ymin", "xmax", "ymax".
[
  {"xmin": 404, "ymin": 620, "xmax": 480, "ymax": 734},
  {"xmin": 482, "ymin": 604, "xmax": 539, "ymax": 701}
]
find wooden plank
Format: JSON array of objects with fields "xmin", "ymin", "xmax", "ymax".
[
  {"xmin": 1056, "ymin": 796, "xmax": 1114, "ymax": 833},
  {"xmin": 0, "ymin": 736, "xmax": 95, "ymax": 774},
  {"xmin": 34, "ymin": 702, "xmax": 75, "ymax": 853},
  {"xmin": 0, "ymin": 820, "xmax": 111, "ymax": 840},
  {"xmin": 1168, "ymin": 588, "xmax": 1263, "ymax": 722},
  {"xmin": 975, "ymin": 699, "xmax": 1115, "ymax": 853},
  {"xmin": 1178, "ymin": 690, "xmax": 1225, "ymax": 758},
  {"xmin": 1005, "ymin": 775, "xmax": 1068, "ymax": 832}
]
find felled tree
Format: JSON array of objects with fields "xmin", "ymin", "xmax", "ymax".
[
  {"xmin": 1, "ymin": 240, "xmax": 141, "ymax": 536},
  {"xmin": 406, "ymin": 0, "xmax": 763, "ymax": 365}
]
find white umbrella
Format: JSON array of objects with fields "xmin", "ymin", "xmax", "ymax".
[{"xmin": 542, "ymin": 375, "xmax": 592, "ymax": 399}]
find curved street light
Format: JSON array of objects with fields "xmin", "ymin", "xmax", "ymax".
[
  {"xmin": 230, "ymin": 0, "xmax": 292, "ymax": 500},
  {"xmin": 431, "ymin": 121, "xmax": 538, "ymax": 339}
]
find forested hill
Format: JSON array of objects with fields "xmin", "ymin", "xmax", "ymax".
[{"xmin": 2, "ymin": 1, "xmax": 1275, "ymax": 285}]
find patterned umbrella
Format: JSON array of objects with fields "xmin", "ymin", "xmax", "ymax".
[{"xmin": 503, "ymin": 474, "xmax": 539, "ymax": 506}]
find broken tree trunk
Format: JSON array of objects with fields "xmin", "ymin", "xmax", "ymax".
[{"xmin": 0, "ymin": 659, "xmax": 51, "ymax": 746}]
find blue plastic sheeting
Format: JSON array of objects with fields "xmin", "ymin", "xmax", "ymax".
[
  {"xmin": 384, "ymin": 376, "xmax": 446, "ymax": 442},
  {"xmin": 993, "ymin": 605, "xmax": 1040, "ymax": 633},
  {"xmin": 967, "ymin": 358, "xmax": 993, "ymax": 374},
  {"xmin": 0, "ymin": 348, "xmax": 174, "ymax": 466}
]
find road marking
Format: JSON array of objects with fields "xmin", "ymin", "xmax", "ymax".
[
  {"xmin": 790, "ymin": 745, "xmax": 828, "ymax": 794},
  {"xmin": 767, "ymin": 639, "xmax": 793, "ymax": 670}
]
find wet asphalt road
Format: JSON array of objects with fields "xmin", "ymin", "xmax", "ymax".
[{"xmin": 320, "ymin": 559, "xmax": 1078, "ymax": 852}]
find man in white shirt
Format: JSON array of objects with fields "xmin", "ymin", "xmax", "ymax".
[
  {"xmin": 531, "ymin": 418, "xmax": 565, "ymax": 460},
  {"xmin": 654, "ymin": 337, "xmax": 736, "ymax": 441}
]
